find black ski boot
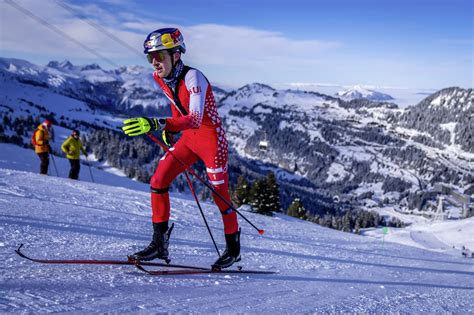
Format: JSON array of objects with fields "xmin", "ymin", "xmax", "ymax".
[
  {"xmin": 129, "ymin": 222, "xmax": 174, "ymax": 263},
  {"xmin": 212, "ymin": 229, "xmax": 241, "ymax": 270}
]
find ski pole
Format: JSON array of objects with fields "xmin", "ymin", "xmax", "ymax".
[
  {"xmin": 86, "ymin": 156, "xmax": 95, "ymax": 183},
  {"xmin": 183, "ymin": 171, "xmax": 221, "ymax": 257},
  {"xmin": 50, "ymin": 152, "xmax": 59, "ymax": 177},
  {"xmin": 146, "ymin": 133, "xmax": 265, "ymax": 235}
]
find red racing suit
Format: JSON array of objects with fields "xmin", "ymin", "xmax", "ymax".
[{"xmin": 150, "ymin": 66, "xmax": 238, "ymax": 234}]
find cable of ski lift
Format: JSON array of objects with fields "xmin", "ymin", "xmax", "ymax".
[
  {"xmin": 53, "ymin": 0, "xmax": 144, "ymax": 59},
  {"xmin": 5, "ymin": 0, "xmax": 119, "ymax": 68}
]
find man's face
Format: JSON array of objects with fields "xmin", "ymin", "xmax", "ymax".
[
  {"xmin": 147, "ymin": 50, "xmax": 179, "ymax": 78},
  {"xmin": 72, "ymin": 132, "xmax": 79, "ymax": 139}
]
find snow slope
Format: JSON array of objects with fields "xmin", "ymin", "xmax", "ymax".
[
  {"xmin": 0, "ymin": 143, "xmax": 148, "ymax": 193},
  {"xmin": 363, "ymin": 216, "xmax": 474, "ymax": 256},
  {"xmin": 1, "ymin": 149, "xmax": 473, "ymax": 312}
]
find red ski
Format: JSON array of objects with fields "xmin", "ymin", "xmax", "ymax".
[
  {"xmin": 15, "ymin": 244, "xmax": 277, "ymax": 275},
  {"xmin": 15, "ymin": 244, "xmax": 207, "ymax": 270}
]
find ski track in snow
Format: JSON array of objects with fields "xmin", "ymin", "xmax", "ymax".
[
  {"xmin": 409, "ymin": 230, "xmax": 453, "ymax": 252},
  {"xmin": 0, "ymin": 169, "xmax": 473, "ymax": 313}
]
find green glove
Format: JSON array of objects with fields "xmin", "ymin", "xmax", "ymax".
[
  {"xmin": 162, "ymin": 130, "xmax": 175, "ymax": 147},
  {"xmin": 122, "ymin": 117, "xmax": 166, "ymax": 136}
]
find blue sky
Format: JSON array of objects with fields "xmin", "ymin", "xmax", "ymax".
[{"xmin": 1, "ymin": 0, "xmax": 472, "ymax": 90}]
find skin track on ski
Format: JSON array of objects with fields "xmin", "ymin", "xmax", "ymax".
[
  {"xmin": 15, "ymin": 244, "xmax": 208, "ymax": 270},
  {"xmin": 135, "ymin": 263, "xmax": 277, "ymax": 276}
]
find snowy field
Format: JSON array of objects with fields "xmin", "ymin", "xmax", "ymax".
[
  {"xmin": 363, "ymin": 207, "xmax": 474, "ymax": 256},
  {"xmin": 0, "ymin": 144, "xmax": 473, "ymax": 313}
]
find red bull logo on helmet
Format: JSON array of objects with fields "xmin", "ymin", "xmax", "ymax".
[
  {"xmin": 170, "ymin": 29, "xmax": 182, "ymax": 44},
  {"xmin": 144, "ymin": 28, "xmax": 186, "ymax": 54}
]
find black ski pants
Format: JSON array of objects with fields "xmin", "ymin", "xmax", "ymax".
[
  {"xmin": 68, "ymin": 159, "xmax": 80, "ymax": 180},
  {"xmin": 37, "ymin": 152, "xmax": 49, "ymax": 175}
]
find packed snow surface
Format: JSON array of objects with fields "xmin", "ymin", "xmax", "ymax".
[{"xmin": 0, "ymin": 145, "xmax": 473, "ymax": 313}]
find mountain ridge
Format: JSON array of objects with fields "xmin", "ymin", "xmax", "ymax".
[
  {"xmin": 0, "ymin": 57, "xmax": 472, "ymax": 216},
  {"xmin": 336, "ymin": 85, "xmax": 395, "ymax": 101}
]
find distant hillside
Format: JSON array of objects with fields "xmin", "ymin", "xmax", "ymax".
[{"xmin": 1, "ymin": 57, "xmax": 472, "ymax": 216}]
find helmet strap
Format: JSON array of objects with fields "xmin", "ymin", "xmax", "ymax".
[
  {"xmin": 170, "ymin": 50, "xmax": 180, "ymax": 68},
  {"xmin": 166, "ymin": 50, "xmax": 180, "ymax": 79}
]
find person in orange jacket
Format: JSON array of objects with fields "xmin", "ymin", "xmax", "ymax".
[{"xmin": 32, "ymin": 119, "xmax": 53, "ymax": 175}]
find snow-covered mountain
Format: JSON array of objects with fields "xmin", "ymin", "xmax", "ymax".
[
  {"xmin": 1, "ymin": 151, "xmax": 473, "ymax": 313},
  {"xmin": 336, "ymin": 85, "xmax": 395, "ymax": 101},
  {"xmin": 0, "ymin": 57, "xmax": 472, "ymax": 218},
  {"xmin": 219, "ymin": 83, "xmax": 473, "ymax": 213},
  {"xmin": 389, "ymin": 87, "xmax": 473, "ymax": 153},
  {"xmin": 0, "ymin": 57, "xmax": 226, "ymax": 116}
]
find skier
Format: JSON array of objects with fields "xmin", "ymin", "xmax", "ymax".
[
  {"xmin": 61, "ymin": 130, "xmax": 88, "ymax": 180},
  {"xmin": 32, "ymin": 119, "xmax": 53, "ymax": 175},
  {"xmin": 122, "ymin": 28, "xmax": 240, "ymax": 269}
]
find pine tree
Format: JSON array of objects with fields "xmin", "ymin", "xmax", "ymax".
[
  {"xmin": 322, "ymin": 214, "xmax": 333, "ymax": 228},
  {"xmin": 266, "ymin": 172, "xmax": 281, "ymax": 213},
  {"xmin": 249, "ymin": 178, "xmax": 267, "ymax": 214},
  {"xmin": 311, "ymin": 215, "xmax": 320, "ymax": 224},
  {"xmin": 342, "ymin": 211, "xmax": 353, "ymax": 232},
  {"xmin": 354, "ymin": 217, "xmax": 362, "ymax": 234},
  {"xmin": 3, "ymin": 115, "xmax": 10, "ymax": 127},
  {"xmin": 248, "ymin": 173, "xmax": 277, "ymax": 216},
  {"xmin": 232, "ymin": 175, "xmax": 251, "ymax": 207},
  {"xmin": 136, "ymin": 168, "xmax": 150, "ymax": 182},
  {"xmin": 287, "ymin": 198, "xmax": 307, "ymax": 220},
  {"xmin": 361, "ymin": 211, "xmax": 370, "ymax": 228},
  {"xmin": 372, "ymin": 212, "xmax": 381, "ymax": 227}
]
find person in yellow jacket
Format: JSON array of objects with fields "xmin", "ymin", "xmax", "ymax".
[
  {"xmin": 61, "ymin": 130, "xmax": 88, "ymax": 180},
  {"xmin": 32, "ymin": 119, "xmax": 53, "ymax": 175}
]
